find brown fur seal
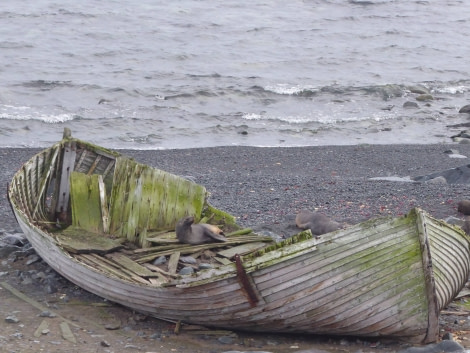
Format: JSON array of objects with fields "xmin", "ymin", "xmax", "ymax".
[
  {"xmin": 175, "ymin": 216, "xmax": 227, "ymax": 245},
  {"xmin": 295, "ymin": 209, "xmax": 340, "ymax": 235},
  {"xmin": 458, "ymin": 200, "xmax": 470, "ymax": 216}
]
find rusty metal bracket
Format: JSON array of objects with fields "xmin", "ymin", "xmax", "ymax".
[{"xmin": 235, "ymin": 254, "xmax": 259, "ymax": 307}]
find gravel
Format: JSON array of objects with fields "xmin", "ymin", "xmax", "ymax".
[{"xmin": 2, "ymin": 144, "xmax": 470, "ymax": 235}]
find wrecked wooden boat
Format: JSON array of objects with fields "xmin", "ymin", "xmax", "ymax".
[{"xmin": 8, "ymin": 129, "xmax": 470, "ymax": 343}]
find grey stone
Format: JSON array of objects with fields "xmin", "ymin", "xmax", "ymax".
[
  {"xmin": 398, "ymin": 340, "xmax": 465, "ymax": 353},
  {"xmin": 199, "ymin": 263, "xmax": 213, "ymax": 270},
  {"xmin": 1, "ymin": 233, "xmax": 26, "ymax": 246},
  {"xmin": 26, "ymin": 254, "xmax": 40, "ymax": 265},
  {"xmin": 38, "ymin": 311, "xmax": 57, "ymax": 318},
  {"xmin": 408, "ymin": 85, "xmax": 430, "ymax": 95},
  {"xmin": 5, "ymin": 315, "xmax": 19, "ymax": 323},
  {"xmin": 425, "ymin": 176, "xmax": 447, "ymax": 184},
  {"xmin": 152, "ymin": 256, "xmax": 166, "ymax": 265},
  {"xmin": 459, "ymin": 104, "xmax": 470, "ymax": 113},
  {"xmin": 179, "ymin": 266, "xmax": 194, "ymax": 275},
  {"xmin": 180, "ymin": 256, "xmax": 197, "ymax": 264},
  {"xmin": 403, "ymin": 101, "xmax": 419, "ymax": 109}
]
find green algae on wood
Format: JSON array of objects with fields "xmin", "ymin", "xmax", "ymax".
[
  {"xmin": 70, "ymin": 172, "xmax": 104, "ymax": 233},
  {"xmin": 108, "ymin": 157, "xmax": 207, "ymax": 248}
]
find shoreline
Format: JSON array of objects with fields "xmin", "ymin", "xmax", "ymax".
[
  {"xmin": 2, "ymin": 143, "xmax": 470, "ymax": 234},
  {"xmin": 2, "ymin": 143, "xmax": 470, "ymax": 352}
]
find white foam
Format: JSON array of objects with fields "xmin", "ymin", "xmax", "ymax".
[
  {"xmin": 435, "ymin": 85, "xmax": 469, "ymax": 94},
  {"xmin": 0, "ymin": 105, "xmax": 75, "ymax": 123},
  {"xmin": 264, "ymin": 84, "xmax": 318, "ymax": 95}
]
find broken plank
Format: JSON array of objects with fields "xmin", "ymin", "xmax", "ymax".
[
  {"xmin": 214, "ymin": 257, "xmax": 233, "ymax": 265},
  {"xmin": 218, "ymin": 242, "xmax": 269, "ymax": 259},
  {"xmin": 168, "ymin": 251, "xmax": 180, "ymax": 275},
  {"xmin": 34, "ymin": 319, "xmax": 50, "ymax": 337},
  {"xmin": 105, "ymin": 253, "xmax": 157, "ymax": 277},
  {"xmin": 79, "ymin": 254, "xmax": 151, "ymax": 284},
  {"xmin": 60, "ymin": 321, "xmax": 77, "ymax": 343},
  {"xmin": 56, "ymin": 227, "xmax": 123, "ymax": 254},
  {"xmin": 142, "ymin": 263, "xmax": 178, "ymax": 278}
]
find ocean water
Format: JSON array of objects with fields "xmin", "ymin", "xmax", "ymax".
[{"xmin": 1, "ymin": 0, "xmax": 470, "ymax": 149}]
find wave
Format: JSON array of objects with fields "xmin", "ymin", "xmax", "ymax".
[{"xmin": 0, "ymin": 105, "xmax": 77, "ymax": 123}]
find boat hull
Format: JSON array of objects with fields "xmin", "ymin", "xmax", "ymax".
[{"xmin": 8, "ymin": 135, "xmax": 470, "ymax": 343}]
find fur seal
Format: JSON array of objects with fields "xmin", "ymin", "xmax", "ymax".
[
  {"xmin": 295, "ymin": 209, "xmax": 340, "ymax": 235},
  {"xmin": 175, "ymin": 216, "xmax": 227, "ymax": 245},
  {"xmin": 458, "ymin": 200, "xmax": 470, "ymax": 215}
]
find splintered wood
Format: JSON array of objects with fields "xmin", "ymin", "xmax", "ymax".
[{"xmin": 73, "ymin": 228, "xmax": 274, "ymax": 287}]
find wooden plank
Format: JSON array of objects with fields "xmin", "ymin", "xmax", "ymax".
[
  {"xmin": 98, "ymin": 175, "xmax": 110, "ymax": 233},
  {"xmin": 105, "ymin": 253, "xmax": 157, "ymax": 277},
  {"xmin": 60, "ymin": 322, "xmax": 77, "ymax": 343},
  {"xmin": 70, "ymin": 172, "xmax": 103, "ymax": 233},
  {"xmin": 79, "ymin": 254, "xmax": 151, "ymax": 285},
  {"xmin": 168, "ymin": 251, "xmax": 180, "ymax": 275},
  {"xmin": 56, "ymin": 141, "xmax": 76, "ymax": 214},
  {"xmin": 218, "ymin": 242, "xmax": 268, "ymax": 259},
  {"xmin": 34, "ymin": 319, "xmax": 49, "ymax": 337},
  {"xmin": 214, "ymin": 257, "xmax": 233, "ymax": 265},
  {"xmin": 142, "ymin": 263, "xmax": 177, "ymax": 279},
  {"xmin": 56, "ymin": 228, "xmax": 123, "ymax": 254}
]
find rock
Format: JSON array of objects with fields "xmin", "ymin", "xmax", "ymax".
[
  {"xmin": 425, "ymin": 176, "xmax": 447, "ymax": 184},
  {"xmin": 0, "ymin": 245, "xmax": 21, "ymax": 259},
  {"xmin": 408, "ymin": 85, "xmax": 430, "ymax": 95},
  {"xmin": 416, "ymin": 94, "xmax": 433, "ymax": 102},
  {"xmin": 1, "ymin": 233, "xmax": 26, "ymax": 246},
  {"xmin": 38, "ymin": 311, "xmax": 56, "ymax": 318},
  {"xmin": 403, "ymin": 101, "xmax": 419, "ymax": 109},
  {"xmin": 180, "ymin": 256, "xmax": 197, "ymax": 264},
  {"xmin": 453, "ymin": 137, "xmax": 470, "ymax": 144},
  {"xmin": 179, "ymin": 266, "xmax": 194, "ymax": 275},
  {"xmin": 397, "ymin": 339, "xmax": 465, "ymax": 353},
  {"xmin": 101, "ymin": 340, "xmax": 111, "ymax": 347},
  {"xmin": 199, "ymin": 263, "xmax": 213, "ymax": 270},
  {"xmin": 459, "ymin": 104, "xmax": 470, "ymax": 113},
  {"xmin": 5, "ymin": 315, "xmax": 19, "ymax": 323},
  {"xmin": 152, "ymin": 256, "xmax": 166, "ymax": 265},
  {"xmin": 26, "ymin": 254, "xmax": 40, "ymax": 265},
  {"xmin": 458, "ymin": 200, "xmax": 470, "ymax": 215}
]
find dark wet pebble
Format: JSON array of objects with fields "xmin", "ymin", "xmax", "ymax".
[
  {"xmin": 152, "ymin": 256, "xmax": 166, "ymax": 265},
  {"xmin": 180, "ymin": 256, "xmax": 197, "ymax": 264},
  {"xmin": 199, "ymin": 263, "xmax": 213, "ymax": 270},
  {"xmin": 403, "ymin": 101, "xmax": 419, "ymax": 109},
  {"xmin": 179, "ymin": 266, "xmax": 194, "ymax": 275},
  {"xmin": 5, "ymin": 315, "xmax": 19, "ymax": 323},
  {"xmin": 459, "ymin": 104, "xmax": 470, "ymax": 113},
  {"xmin": 398, "ymin": 340, "xmax": 465, "ymax": 353}
]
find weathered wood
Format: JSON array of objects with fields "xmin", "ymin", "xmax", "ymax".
[
  {"xmin": 56, "ymin": 228, "xmax": 123, "ymax": 254},
  {"xmin": 218, "ymin": 242, "xmax": 268, "ymax": 259},
  {"xmin": 60, "ymin": 322, "xmax": 77, "ymax": 343},
  {"xmin": 105, "ymin": 253, "xmax": 158, "ymax": 278},
  {"xmin": 34, "ymin": 319, "xmax": 50, "ymax": 337},
  {"xmin": 142, "ymin": 263, "xmax": 177, "ymax": 279},
  {"xmin": 98, "ymin": 175, "xmax": 110, "ymax": 233},
  {"xmin": 56, "ymin": 141, "xmax": 76, "ymax": 214},
  {"xmin": 168, "ymin": 251, "xmax": 180, "ymax": 275},
  {"xmin": 70, "ymin": 172, "xmax": 103, "ymax": 233}
]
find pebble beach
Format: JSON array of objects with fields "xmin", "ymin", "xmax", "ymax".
[{"xmin": 2, "ymin": 143, "xmax": 470, "ymax": 352}]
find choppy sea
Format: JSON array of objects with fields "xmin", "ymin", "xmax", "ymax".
[{"xmin": 1, "ymin": 0, "xmax": 470, "ymax": 149}]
